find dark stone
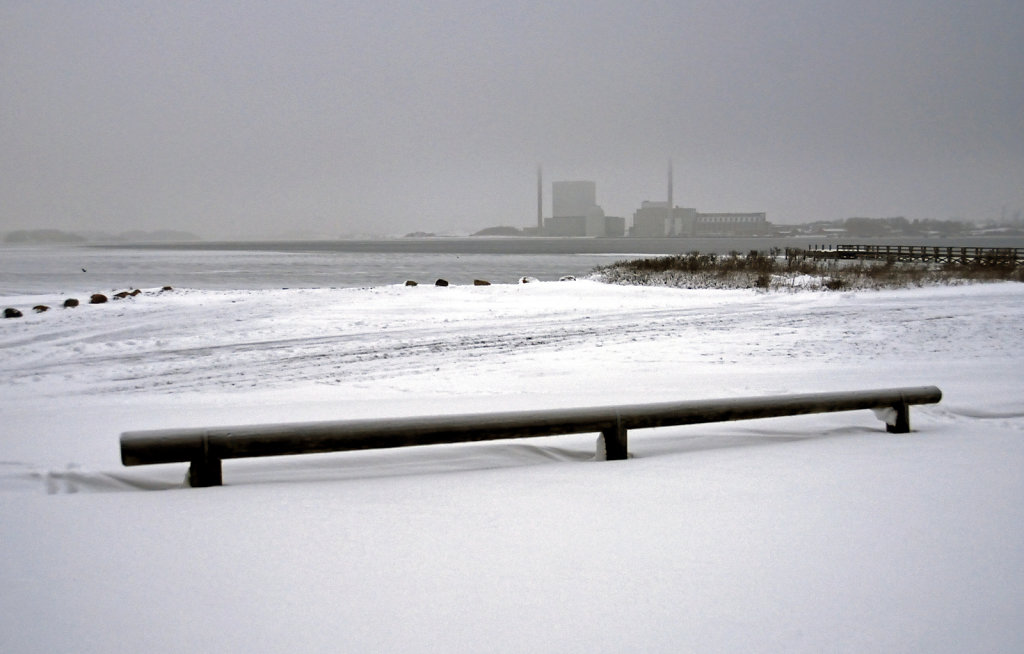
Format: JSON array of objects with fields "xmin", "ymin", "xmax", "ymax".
[
  {"xmin": 33, "ymin": 305, "xmax": 50, "ymax": 313},
  {"xmin": 473, "ymin": 279, "xmax": 491, "ymax": 286},
  {"xmin": 63, "ymin": 298, "xmax": 79, "ymax": 308},
  {"xmin": 160, "ymin": 286, "xmax": 173, "ymax": 292},
  {"xmin": 113, "ymin": 291, "xmax": 131, "ymax": 299},
  {"xmin": 130, "ymin": 289, "xmax": 141, "ymax": 296},
  {"xmin": 4, "ymin": 307, "xmax": 23, "ymax": 318},
  {"xmin": 90, "ymin": 294, "xmax": 108, "ymax": 304},
  {"xmin": 405, "ymin": 280, "xmax": 418, "ymax": 286},
  {"xmin": 435, "ymin": 279, "xmax": 449, "ymax": 287}
]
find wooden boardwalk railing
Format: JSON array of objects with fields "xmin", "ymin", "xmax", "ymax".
[
  {"xmin": 121, "ymin": 386, "xmax": 942, "ymax": 487},
  {"xmin": 790, "ymin": 244, "xmax": 1023, "ymax": 265}
]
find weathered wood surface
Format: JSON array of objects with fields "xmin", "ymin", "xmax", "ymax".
[
  {"xmin": 121, "ymin": 386, "xmax": 942, "ymax": 487},
  {"xmin": 791, "ymin": 245, "xmax": 1023, "ymax": 265}
]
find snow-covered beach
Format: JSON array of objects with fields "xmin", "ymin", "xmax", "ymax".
[{"xmin": 2, "ymin": 276, "xmax": 1023, "ymax": 652}]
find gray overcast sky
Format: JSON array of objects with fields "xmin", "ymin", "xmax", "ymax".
[{"xmin": 2, "ymin": 0, "xmax": 1022, "ymax": 238}]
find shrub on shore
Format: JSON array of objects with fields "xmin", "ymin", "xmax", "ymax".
[{"xmin": 591, "ymin": 251, "xmax": 1024, "ymax": 291}]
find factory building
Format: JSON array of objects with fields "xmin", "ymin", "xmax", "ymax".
[
  {"xmin": 532, "ymin": 163, "xmax": 766, "ymax": 238},
  {"xmin": 693, "ymin": 212, "xmax": 769, "ymax": 236},
  {"xmin": 630, "ymin": 161, "xmax": 770, "ymax": 236},
  {"xmin": 632, "ymin": 204, "xmax": 768, "ymax": 237},
  {"xmin": 632, "ymin": 201, "xmax": 699, "ymax": 237},
  {"xmin": 552, "ymin": 181, "xmax": 596, "ymax": 219},
  {"xmin": 543, "ymin": 180, "xmax": 624, "ymax": 237}
]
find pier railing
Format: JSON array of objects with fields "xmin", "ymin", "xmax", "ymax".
[
  {"xmin": 789, "ymin": 244, "xmax": 1023, "ymax": 265},
  {"xmin": 121, "ymin": 386, "xmax": 942, "ymax": 487}
]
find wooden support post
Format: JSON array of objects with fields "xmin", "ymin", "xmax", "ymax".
[
  {"xmin": 599, "ymin": 418, "xmax": 628, "ymax": 461},
  {"xmin": 188, "ymin": 433, "xmax": 223, "ymax": 486},
  {"xmin": 886, "ymin": 401, "xmax": 910, "ymax": 434},
  {"xmin": 189, "ymin": 457, "xmax": 222, "ymax": 487}
]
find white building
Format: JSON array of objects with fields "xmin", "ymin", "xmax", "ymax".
[
  {"xmin": 552, "ymin": 181, "xmax": 597, "ymax": 218},
  {"xmin": 631, "ymin": 202, "xmax": 769, "ymax": 237},
  {"xmin": 544, "ymin": 180, "xmax": 622, "ymax": 236},
  {"xmin": 632, "ymin": 201, "xmax": 698, "ymax": 237}
]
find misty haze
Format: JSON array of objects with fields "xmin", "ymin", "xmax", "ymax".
[
  {"xmin": 2, "ymin": 1, "xmax": 1022, "ymax": 239},
  {"xmin": 2, "ymin": 3, "xmax": 1024, "ymax": 654}
]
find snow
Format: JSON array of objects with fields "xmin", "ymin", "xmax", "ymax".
[{"xmin": 2, "ymin": 280, "xmax": 1023, "ymax": 652}]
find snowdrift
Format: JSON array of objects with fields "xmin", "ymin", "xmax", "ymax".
[{"xmin": 2, "ymin": 281, "xmax": 1023, "ymax": 653}]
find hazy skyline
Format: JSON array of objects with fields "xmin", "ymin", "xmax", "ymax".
[{"xmin": 3, "ymin": 1, "xmax": 1022, "ymax": 239}]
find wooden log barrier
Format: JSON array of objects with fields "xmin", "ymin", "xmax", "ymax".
[{"xmin": 120, "ymin": 386, "xmax": 942, "ymax": 487}]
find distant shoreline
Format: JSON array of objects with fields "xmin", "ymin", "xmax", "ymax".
[{"xmin": 92, "ymin": 235, "xmax": 1024, "ymax": 256}]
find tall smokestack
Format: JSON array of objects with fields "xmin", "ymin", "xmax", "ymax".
[
  {"xmin": 537, "ymin": 164, "xmax": 543, "ymax": 232},
  {"xmin": 667, "ymin": 158, "xmax": 674, "ymax": 233}
]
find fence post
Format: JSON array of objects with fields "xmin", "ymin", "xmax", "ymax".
[
  {"xmin": 886, "ymin": 401, "xmax": 911, "ymax": 434},
  {"xmin": 599, "ymin": 416, "xmax": 628, "ymax": 460},
  {"xmin": 188, "ymin": 433, "xmax": 223, "ymax": 487}
]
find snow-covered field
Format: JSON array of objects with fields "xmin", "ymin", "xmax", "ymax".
[{"xmin": 2, "ymin": 280, "xmax": 1023, "ymax": 652}]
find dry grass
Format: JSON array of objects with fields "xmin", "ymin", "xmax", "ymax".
[{"xmin": 591, "ymin": 251, "xmax": 1024, "ymax": 291}]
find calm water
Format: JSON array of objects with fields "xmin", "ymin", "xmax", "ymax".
[
  {"xmin": 0, "ymin": 244, "xmax": 621, "ymax": 295},
  {"xmin": 3, "ymin": 236, "xmax": 1022, "ymax": 295}
]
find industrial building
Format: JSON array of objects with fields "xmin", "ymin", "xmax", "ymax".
[
  {"xmin": 630, "ymin": 159, "xmax": 769, "ymax": 236},
  {"xmin": 692, "ymin": 212, "xmax": 769, "ymax": 236},
  {"xmin": 632, "ymin": 202, "xmax": 769, "ymax": 237},
  {"xmin": 533, "ymin": 162, "xmax": 765, "ymax": 238},
  {"xmin": 632, "ymin": 201, "xmax": 698, "ymax": 237},
  {"xmin": 542, "ymin": 179, "xmax": 624, "ymax": 237},
  {"xmin": 552, "ymin": 181, "xmax": 596, "ymax": 219}
]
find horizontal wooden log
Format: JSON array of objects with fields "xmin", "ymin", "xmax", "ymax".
[{"xmin": 121, "ymin": 386, "xmax": 942, "ymax": 471}]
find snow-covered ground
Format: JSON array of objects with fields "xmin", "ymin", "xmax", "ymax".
[{"xmin": 2, "ymin": 280, "xmax": 1023, "ymax": 652}]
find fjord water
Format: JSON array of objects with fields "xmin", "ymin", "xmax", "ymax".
[
  {"xmin": 0, "ymin": 244, "xmax": 616, "ymax": 295},
  {"xmin": 3, "ymin": 235, "xmax": 1021, "ymax": 295}
]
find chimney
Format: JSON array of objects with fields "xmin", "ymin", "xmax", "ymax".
[
  {"xmin": 667, "ymin": 158, "xmax": 674, "ymax": 232},
  {"xmin": 537, "ymin": 164, "xmax": 543, "ymax": 232}
]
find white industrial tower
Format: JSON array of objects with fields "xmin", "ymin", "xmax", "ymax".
[
  {"xmin": 667, "ymin": 158, "xmax": 674, "ymax": 226},
  {"xmin": 537, "ymin": 164, "xmax": 543, "ymax": 232}
]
